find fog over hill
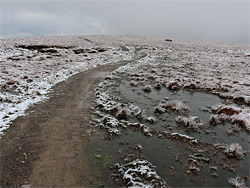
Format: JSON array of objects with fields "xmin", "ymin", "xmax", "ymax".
[{"xmin": 0, "ymin": 0, "xmax": 249, "ymax": 43}]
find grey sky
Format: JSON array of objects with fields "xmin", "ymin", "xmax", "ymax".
[{"xmin": 0, "ymin": 0, "xmax": 249, "ymax": 43}]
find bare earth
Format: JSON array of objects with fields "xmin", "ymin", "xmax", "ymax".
[
  {"xmin": 0, "ymin": 36, "xmax": 249, "ymax": 187},
  {"xmin": 0, "ymin": 53, "xmax": 144, "ymax": 187}
]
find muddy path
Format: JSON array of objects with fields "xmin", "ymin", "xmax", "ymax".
[{"xmin": 0, "ymin": 52, "xmax": 146, "ymax": 187}]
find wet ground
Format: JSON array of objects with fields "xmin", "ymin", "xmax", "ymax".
[
  {"xmin": 83, "ymin": 56, "xmax": 249, "ymax": 187},
  {"xmin": 1, "ymin": 36, "xmax": 249, "ymax": 187},
  {"xmin": 0, "ymin": 53, "xmax": 145, "ymax": 187}
]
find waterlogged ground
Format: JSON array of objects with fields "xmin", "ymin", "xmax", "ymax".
[
  {"xmin": 84, "ymin": 55, "xmax": 249, "ymax": 187},
  {"xmin": 1, "ymin": 36, "xmax": 249, "ymax": 187}
]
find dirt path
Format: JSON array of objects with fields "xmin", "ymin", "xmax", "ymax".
[{"xmin": 0, "ymin": 52, "xmax": 146, "ymax": 187}]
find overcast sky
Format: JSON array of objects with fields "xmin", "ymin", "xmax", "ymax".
[{"xmin": 0, "ymin": 0, "xmax": 249, "ymax": 43}]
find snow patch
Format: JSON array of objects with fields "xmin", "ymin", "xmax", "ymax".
[
  {"xmin": 228, "ymin": 174, "xmax": 247, "ymax": 188},
  {"xmin": 115, "ymin": 159, "xmax": 169, "ymax": 188}
]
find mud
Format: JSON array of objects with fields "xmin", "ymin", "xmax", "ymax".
[
  {"xmin": 87, "ymin": 56, "xmax": 249, "ymax": 187},
  {"xmin": 0, "ymin": 52, "xmax": 146, "ymax": 187}
]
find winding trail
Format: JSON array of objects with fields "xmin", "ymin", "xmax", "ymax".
[{"xmin": 0, "ymin": 52, "xmax": 146, "ymax": 187}]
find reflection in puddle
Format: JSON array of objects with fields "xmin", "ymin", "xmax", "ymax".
[{"xmin": 83, "ymin": 58, "xmax": 249, "ymax": 187}]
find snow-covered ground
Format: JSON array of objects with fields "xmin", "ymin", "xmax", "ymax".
[
  {"xmin": 0, "ymin": 35, "xmax": 249, "ymax": 136},
  {"xmin": 0, "ymin": 36, "xmax": 135, "ymax": 135}
]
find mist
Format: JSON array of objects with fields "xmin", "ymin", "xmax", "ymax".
[{"xmin": 0, "ymin": 0, "xmax": 249, "ymax": 43}]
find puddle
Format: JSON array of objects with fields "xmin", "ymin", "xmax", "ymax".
[
  {"xmin": 83, "ymin": 57, "xmax": 250, "ymax": 187},
  {"xmin": 116, "ymin": 80, "xmax": 250, "ymax": 149}
]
